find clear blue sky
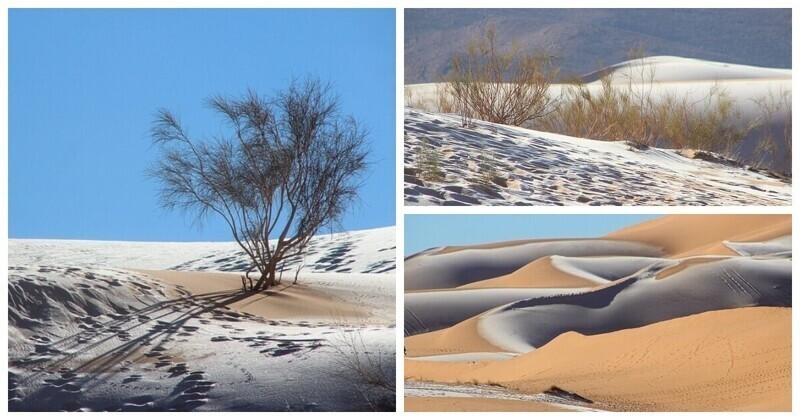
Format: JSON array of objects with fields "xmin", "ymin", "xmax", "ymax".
[
  {"xmin": 9, "ymin": 9, "xmax": 395, "ymax": 241},
  {"xmin": 405, "ymin": 214, "xmax": 661, "ymax": 256}
]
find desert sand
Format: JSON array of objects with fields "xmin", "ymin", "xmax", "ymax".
[
  {"xmin": 405, "ymin": 396, "xmax": 572, "ymax": 412},
  {"xmin": 404, "ymin": 215, "xmax": 791, "ymax": 411},
  {"xmin": 9, "ymin": 227, "xmax": 396, "ymax": 411}
]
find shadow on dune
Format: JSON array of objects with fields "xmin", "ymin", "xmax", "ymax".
[{"xmin": 9, "ymin": 287, "xmax": 286, "ymax": 411}]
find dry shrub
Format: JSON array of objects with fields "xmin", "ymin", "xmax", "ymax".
[
  {"xmin": 444, "ymin": 25, "xmax": 559, "ymax": 127},
  {"xmin": 543, "ymin": 73, "xmax": 659, "ymax": 148},
  {"xmin": 751, "ymin": 88, "xmax": 792, "ymax": 173},
  {"xmin": 435, "ymin": 83, "xmax": 456, "ymax": 114},
  {"xmin": 656, "ymin": 83, "xmax": 750, "ymax": 156},
  {"xmin": 545, "ymin": 46, "xmax": 752, "ymax": 157},
  {"xmin": 543, "ymin": 46, "xmax": 660, "ymax": 148},
  {"xmin": 328, "ymin": 318, "xmax": 395, "ymax": 411}
]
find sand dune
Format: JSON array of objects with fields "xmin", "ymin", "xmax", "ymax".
[
  {"xmin": 405, "ymin": 287, "xmax": 584, "ymax": 336},
  {"xmin": 406, "ymin": 307, "xmax": 790, "ymax": 411},
  {"xmin": 479, "ymin": 258, "xmax": 789, "ymax": 353},
  {"xmin": 461, "ymin": 255, "xmax": 670, "ymax": 290},
  {"xmin": 405, "ymin": 239, "xmax": 662, "ymax": 291},
  {"xmin": 583, "ymin": 56, "xmax": 791, "ymax": 84},
  {"xmin": 459, "ymin": 256, "xmax": 597, "ymax": 289},
  {"xmin": 606, "ymin": 214, "xmax": 790, "ymax": 256},
  {"xmin": 404, "ymin": 215, "xmax": 791, "ymax": 411}
]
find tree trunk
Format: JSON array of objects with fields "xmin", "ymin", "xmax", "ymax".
[
  {"xmin": 244, "ymin": 265, "xmax": 258, "ymax": 291},
  {"xmin": 252, "ymin": 259, "xmax": 278, "ymax": 291}
]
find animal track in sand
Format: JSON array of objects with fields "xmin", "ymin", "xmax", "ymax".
[
  {"xmin": 42, "ymin": 369, "xmax": 84, "ymax": 395},
  {"xmin": 169, "ymin": 371, "xmax": 215, "ymax": 411},
  {"xmin": 210, "ymin": 332, "xmax": 325, "ymax": 358}
]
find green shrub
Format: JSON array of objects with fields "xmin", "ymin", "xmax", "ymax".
[{"xmin": 415, "ymin": 136, "xmax": 445, "ymax": 182}]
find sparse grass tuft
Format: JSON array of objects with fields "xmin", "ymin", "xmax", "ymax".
[
  {"xmin": 477, "ymin": 142, "xmax": 499, "ymax": 188},
  {"xmin": 415, "ymin": 136, "xmax": 445, "ymax": 182}
]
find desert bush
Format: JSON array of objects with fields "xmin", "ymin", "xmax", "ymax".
[
  {"xmin": 751, "ymin": 88, "xmax": 792, "ymax": 173},
  {"xmin": 543, "ymin": 46, "xmax": 660, "ymax": 147},
  {"xmin": 149, "ymin": 77, "xmax": 369, "ymax": 291},
  {"xmin": 329, "ymin": 325, "xmax": 395, "ymax": 411},
  {"xmin": 415, "ymin": 136, "xmax": 445, "ymax": 182},
  {"xmin": 404, "ymin": 86, "xmax": 429, "ymax": 110},
  {"xmin": 403, "ymin": 85, "xmax": 456, "ymax": 114},
  {"xmin": 435, "ymin": 84, "xmax": 457, "ymax": 114},
  {"xmin": 656, "ymin": 83, "xmax": 750, "ymax": 156},
  {"xmin": 544, "ymin": 73, "xmax": 659, "ymax": 147},
  {"xmin": 544, "ymin": 45, "xmax": 752, "ymax": 158},
  {"xmin": 444, "ymin": 25, "xmax": 559, "ymax": 128}
]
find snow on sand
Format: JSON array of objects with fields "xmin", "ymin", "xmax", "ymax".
[
  {"xmin": 404, "ymin": 215, "xmax": 791, "ymax": 411},
  {"xmin": 404, "ymin": 57, "xmax": 791, "ymax": 206},
  {"xmin": 9, "ymin": 227, "xmax": 396, "ymax": 411},
  {"xmin": 404, "ymin": 108, "xmax": 790, "ymax": 206}
]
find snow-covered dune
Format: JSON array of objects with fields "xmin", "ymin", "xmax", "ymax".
[
  {"xmin": 404, "ymin": 287, "xmax": 586, "ymax": 336},
  {"xmin": 582, "ymin": 56, "xmax": 791, "ymax": 83},
  {"xmin": 9, "ymin": 227, "xmax": 396, "ymax": 411},
  {"xmin": 405, "ymin": 57, "xmax": 792, "ymax": 201},
  {"xmin": 404, "ymin": 108, "xmax": 791, "ymax": 206},
  {"xmin": 479, "ymin": 258, "xmax": 790, "ymax": 353},
  {"xmin": 405, "ymin": 239, "xmax": 662, "ymax": 291},
  {"xmin": 10, "ymin": 226, "xmax": 395, "ymax": 274}
]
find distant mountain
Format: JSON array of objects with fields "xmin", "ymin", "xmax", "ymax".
[{"xmin": 405, "ymin": 9, "xmax": 791, "ymax": 84}]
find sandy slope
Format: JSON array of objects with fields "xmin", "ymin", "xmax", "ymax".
[
  {"xmin": 405, "ymin": 239, "xmax": 661, "ymax": 291},
  {"xmin": 461, "ymin": 255, "xmax": 668, "ymax": 289},
  {"xmin": 406, "ymin": 307, "xmax": 790, "ymax": 411},
  {"xmin": 136, "ymin": 270, "xmax": 394, "ymax": 325},
  {"xmin": 9, "ymin": 227, "xmax": 396, "ymax": 411},
  {"xmin": 606, "ymin": 214, "xmax": 791, "ymax": 256},
  {"xmin": 404, "ymin": 215, "xmax": 791, "ymax": 411},
  {"xmin": 404, "ymin": 108, "xmax": 791, "ymax": 206},
  {"xmin": 406, "ymin": 315, "xmax": 505, "ymax": 357},
  {"xmin": 405, "ymin": 396, "xmax": 572, "ymax": 412}
]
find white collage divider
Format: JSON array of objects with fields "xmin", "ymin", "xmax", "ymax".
[{"xmin": 2, "ymin": 0, "xmax": 798, "ymax": 418}]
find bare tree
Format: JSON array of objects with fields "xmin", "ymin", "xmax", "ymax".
[{"xmin": 149, "ymin": 76, "xmax": 369, "ymax": 291}]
